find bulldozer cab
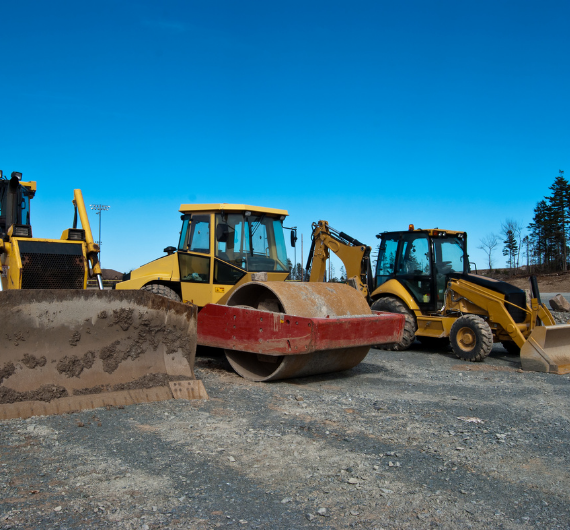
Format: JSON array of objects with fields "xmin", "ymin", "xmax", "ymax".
[
  {"xmin": 0, "ymin": 172, "xmax": 35, "ymax": 238},
  {"xmin": 376, "ymin": 228, "xmax": 468, "ymax": 311}
]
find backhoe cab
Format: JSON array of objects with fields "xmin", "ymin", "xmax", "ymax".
[{"xmin": 375, "ymin": 226, "xmax": 470, "ymax": 312}]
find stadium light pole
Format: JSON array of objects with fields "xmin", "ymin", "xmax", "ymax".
[{"xmin": 90, "ymin": 204, "xmax": 110, "ymax": 269}]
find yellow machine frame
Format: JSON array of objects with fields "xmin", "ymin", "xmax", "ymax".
[
  {"xmin": 0, "ymin": 183, "xmax": 102, "ymax": 291},
  {"xmin": 307, "ymin": 220, "xmax": 569, "ymax": 373},
  {"xmin": 117, "ymin": 203, "xmax": 290, "ymax": 307}
]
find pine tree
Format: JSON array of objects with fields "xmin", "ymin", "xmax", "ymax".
[
  {"xmin": 502, "ymin": 230, "xmax": 518, "ymax": 269},
  {"xmin": 528, "ymin": 170, "xmax": 569, "ymax": 272},
  {"xmin": 546, "ymin": 170, "xmax": 570, "ymax": 271},
  {"xmin": 528, "ymin": 199, "xmax": 553, "ymax": 270}
]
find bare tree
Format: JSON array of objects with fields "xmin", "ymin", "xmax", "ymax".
[{"xmin": 478, "ymin": 233, "xmax": 500, "ymax": 271}]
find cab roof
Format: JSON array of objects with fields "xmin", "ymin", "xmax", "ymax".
[{"xmin": 179, "ymin": 203, "xmax": 288, "ymax": 216}]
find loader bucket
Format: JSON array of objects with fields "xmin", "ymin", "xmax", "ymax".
[
  {"xmin": 0, "ymin": 290, "xmax": 207, "ymax": 420},
  {"xmin": 520, "ymin": 324, "xmax": 570, "ymax": 374},
  {"xmin": 208, "ymin": 281, "xmax": 403, "ymax": 382}
]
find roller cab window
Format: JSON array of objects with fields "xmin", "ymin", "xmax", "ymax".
[
  {"xmin": 215, "ymin": 213, "xmax": 288, "ymax": 272},
  {"xmin": 178, "ymin": 214, "xmax": 210, "ymax": 253},
  {"xmin": 179, "ymin": 253, "xmax": 210, "ymax": 283}
]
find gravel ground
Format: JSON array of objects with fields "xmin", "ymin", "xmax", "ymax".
[{"xmin": 1, "ymin": 342, "xmax": 569, "ymax": 530}]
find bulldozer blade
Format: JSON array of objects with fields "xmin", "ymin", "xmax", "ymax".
[
  {"xmin": 0, "ymin": 290, "xmax": 207, "ymax": 420},
  {"xmin": 520, "ymin": 324, "xmax": 570, "ymax": 374}
]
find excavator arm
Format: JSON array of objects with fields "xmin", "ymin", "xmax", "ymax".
[{"xmin": 307, "ymin": 220, "xmax": 373, "ymax": 300}]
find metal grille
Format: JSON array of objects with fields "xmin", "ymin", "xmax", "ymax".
[{"xmin": 21, "ymin": 252, "xmax": 85, "ymax": 289}]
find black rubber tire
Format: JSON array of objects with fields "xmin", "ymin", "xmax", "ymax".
[
  {"xmin": 370, "ymin": 297, "xmax": 417, "ymax": 351},
  {"xmin": 141, "ymin": 283, "xmax": 182, "ymax": 302},
  {"xmin": 450, "ymin": 314, "xmax": 493, "ymax": 362},
  {"xmin": 501, "ymin": 340, "xmax": 521, "ymax": 356}
]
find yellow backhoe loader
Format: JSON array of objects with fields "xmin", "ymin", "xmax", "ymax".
[
  {"xmin": 0, "ymin": 170, "xmax": 205, "ymax": 420},
  {"xmin": 307, "ymin": 220, "xmax": 570, "ymax": 374},
  {"xmin": 116, "ymin": 204, "xmax": 404, "ymax": 381}
]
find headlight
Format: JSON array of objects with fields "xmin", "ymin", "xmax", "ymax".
[
  {"xmin": 67, "ymin": 229, "xmax": 86, "ymax": 241},
  {"xmin": 13, "ymin": 225, "xmax": 31, "ymax": 237}
]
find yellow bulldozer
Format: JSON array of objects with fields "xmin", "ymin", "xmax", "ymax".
[
  {"xmin": 116, "ymin": 203, "xmax": 404, "ymax": 381},
  {"xmin": 0, "ymin": 170, "xmax": 206, "ymax": 420},
  {"xmin": 307, "ymin": 220, "xmax": 570, "ymax": 374}
]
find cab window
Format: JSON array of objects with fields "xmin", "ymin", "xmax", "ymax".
[
  {"xmin": 376, "ymin": 237, "xmax": 398, "ymax": 287},
  {"xmin": 188, "ymin": 215, "xmax": 210, "ymax": 254},
  {"xmin": 396, "ymin": 233, "xmax": 432, "ymax": 306},
  {"xmin": 179, "ymin": 253, "xmax": 210, "ymax": 283},
  {"xmin": 433, "ymin": 237, "xmax": 465, "ymax": 274},
  {"xmin": 398, "ymin": 234, "xmax": 431, "ymax": 275}
]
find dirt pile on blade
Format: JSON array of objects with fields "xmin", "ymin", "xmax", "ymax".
[{"xmin": 0, "ymin": 290, "xmax": 205, "ymax": 419}]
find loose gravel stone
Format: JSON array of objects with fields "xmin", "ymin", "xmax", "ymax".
[{"xmin": 0, "ymin": 343, "xmax": 568, "ymax": 529}]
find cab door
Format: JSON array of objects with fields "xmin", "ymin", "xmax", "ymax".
[
  {"xmin": 179, "ymin": 213, "xmax": 213, "ymax": 307},
  {"xmin": 394, "ymin": 233, "xmax": 435, "ymax": 310}
]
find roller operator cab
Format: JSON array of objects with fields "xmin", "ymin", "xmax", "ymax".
[
  {"xmin": 117, "ymin": 204, "xmax": 291, "ymax": 307},
  {"xmin": 374, "ymin": 227, "xmax": 469, "ymax": 312}
]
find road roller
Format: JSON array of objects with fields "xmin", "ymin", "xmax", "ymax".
[{"xmin": 116, "ymin": 203, "xmax": 404, "ymax": 381}]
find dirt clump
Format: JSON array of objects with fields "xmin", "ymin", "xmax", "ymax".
[
  {"xmin": 0, "ymin": 384, "xmax": 68, "ymax": 404},
  {"xmin": 20, "ymin": 354, "xmax": 47, "ymax": 369},
  {"xmin": 68, "ymin": 331, "xmax": 81, "ymax": 346},
  {"xmin": 56, "ymin": 351, "xmax": 96, "ymax": 378},
  {"xmin": 111, "ymin": 308, "xmax": 134, "ymax": 331},
  {"xmin": 0, "ymin": 362, "xmax": 16, "ymax": 384}
]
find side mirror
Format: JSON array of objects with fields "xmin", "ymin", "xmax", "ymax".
[
  {"xmin": 216, "ymin": 223, "xmax": 230, "ymax": 243},
  {"xmin": 290, "ymin": 229, "xmax": 297, "ymax": 248},
  {"xmin": 164, "ymin": 246, "xmax": 176, "ymax": 256}
]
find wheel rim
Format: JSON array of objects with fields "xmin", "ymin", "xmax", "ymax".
[{"xmin": 456, "ymin": 326, "xmax": 476, "ymax": 352}]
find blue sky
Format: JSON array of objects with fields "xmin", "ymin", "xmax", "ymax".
[{"xmin": 1, "ymin": 1, "xmax": 569, "ymax": 275}]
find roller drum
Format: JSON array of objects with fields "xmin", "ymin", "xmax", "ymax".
[{"xmin": 224, "ymin": 281, "xmax": 371, "ymax": 381}]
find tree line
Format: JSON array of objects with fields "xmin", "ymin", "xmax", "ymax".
[
  {"xmin": 287, "ymin": 259, "xmax": 346, "ymax": 282},
  {"xmin": 479, "ymin": 170, "xmax": 568, "ymax": 273}
]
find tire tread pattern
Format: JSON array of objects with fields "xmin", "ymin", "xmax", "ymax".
[
  {"xmin": 371, "ymin": 297, "xmax": 417, "ymax": 351},
  {"xmin": 141, "ymin": 283, "xmax": 182, "ymax": 302},
  {"xmin": 450, "ymin": 314, "xmax": 493, "ymax": 362}
]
